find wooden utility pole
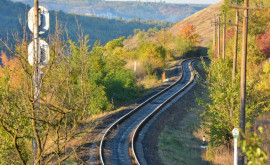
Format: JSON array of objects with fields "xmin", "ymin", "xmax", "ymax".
[
  {"xmin": 223, "ymin": 11, "xmax": 226, "ymax": 60},
  {"xmin": 211, "ymin": 15, "xmax": 218, "ymax": 59},
  {"xmin": 218, "ymin": 16, "xmax": 221, "ymax": 58},
  {"xmin": 232, "ymin": 10, "xmax": 239, "ymax": 83},
  {"xmin": 214, "ymin": 14, "xmax": 229, "ymax": 61},
  {"xmin": 239, "ymin": 0, "xmax": 249, "ymax": 163},
  {"xmin": 229, "ymin": 0, "xmax": 263, "ymax": 164},
  {"xmin": 213, "ymin": 15, "xmax": 217, "ymax": 49},
  {"xmin": 33, "ymin": 0, "xmax": 40, "ymax": 164}
]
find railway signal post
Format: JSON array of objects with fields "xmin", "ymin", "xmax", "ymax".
[
  {"xmin": 28, "ymin": 0, "xmax": 49, "ymax": 163},
  {"xmin": 32, "ymin": 1, "xmax": 40, "ymax": 163}
]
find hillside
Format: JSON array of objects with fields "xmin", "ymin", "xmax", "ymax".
[
  {"xmin": 0, "ymin": 0, "xmax": 169, "ymax": 49},
  {"xmin": 124, "ymin": 1, "xmax": 222, "ymax": 49},
  {"xmin": 168, "ymin": 1, "xmax": 222, "ymax": 46},
  {"xmin": 11, "ymin": 0, "xmax": 209, "ymax": 22}
]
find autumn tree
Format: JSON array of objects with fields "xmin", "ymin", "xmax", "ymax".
[
  {"xmin": 0, "ymin": 52, "xmax": 30, "ymax": 164},
  {"xmin": 0, "ymin": 20, "xmax": 141, "ymax": 164},
  {"xmin": 178, "ymin": 24, "xmax": 200, "ymax": 45},
  {"xmin": 174, "ymin": 24, "xmax": 201, "ymax": 58},
  {"xmin": 257, "ymin": 31, "xmax": 270, "ymax": 58}
]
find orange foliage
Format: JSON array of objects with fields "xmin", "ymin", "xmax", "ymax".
[
  {"xmin": 178, "ymin": 24, "xmax": 200, "ymax": 45},
  {"xmin": 0, "ymin": 51, "xmax": 24, "ymax": 89},
  {"xmin": 226, "ymin": 28, "xmax": 235, "ymax": 42}
]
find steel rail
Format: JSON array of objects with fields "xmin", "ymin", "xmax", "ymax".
[
  {"xmin": 130, "ymin": 60, "xmax": 197, "ymax": 165},
  {"xmin": 99, "ymin": 57, "xmax": 206, "ymax": 165}
]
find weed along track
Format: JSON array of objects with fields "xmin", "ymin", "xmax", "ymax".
[{"xmin": 99, "ymin": 58, "xmax": 200, "ymax": 165}]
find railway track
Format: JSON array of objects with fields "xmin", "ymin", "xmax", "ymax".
[{"xmin": 99, "ymin": 58, "xmax": 200, "ymax": 165}]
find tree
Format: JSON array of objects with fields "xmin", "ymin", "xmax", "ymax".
[
  {"xmin": 0, "ymin": 52, "xmax": 30, "ymax": 164},
  {"xmin": 255, "ymin": 62, "xmax": 270, "ymax": 111},
  {"xmin": 103, "ymin": 37, "xmax": 140, "ymax": 105},
  {"xmin": 240, "ymin": 127, "xmax": 268, "ymax": 165},
  {"xmin": 178, "ymin": 24, "xmax": 200, "ymax": 46},
  {"xmin": 136, "ymin": 42, "xmax": 166, "ymax": 75},
  {"xmin": 257, "ymin": 31, "xmax": 270, "ymax": 58},
  {"xmin": 0, "ymin": 28, "xmax": 113, "ymax": 164},
  {"xmin": 197, "ymin": 51, "xmax": 268, "ymax": 147},
  {"xmin": 197, "ymin": 58, "xmax": 240, "ymax": 147}
]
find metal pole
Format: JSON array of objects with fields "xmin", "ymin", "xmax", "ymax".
[
  {"xmin": 33, "ymin": 0, "xmax": 40, "ymax": 164},
  {"xmin": 239, "ymin": 0, "xmax": 249, "ymax": 164},
  {"xmin": 223, "ymin": 11, "xmax": 226, "ymax": 60},
  {"xmin": 134, "ymin": 61, "xmax": 137, "ymax": 73},
  {"xmin": 232, "ymin": 10, "xmax": 239, "ymax": 83},
  {"xmin": 218, "ymin": 16, "xmax": 221, "ymax": 58},
  {"xmin": 234, "ymin": 138, "xmax": 238, "ymax": 165}
]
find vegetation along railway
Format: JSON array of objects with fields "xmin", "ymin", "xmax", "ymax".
[{"xmin": 99, "ymin": 58, "xmax": 204, "ymax": 165}]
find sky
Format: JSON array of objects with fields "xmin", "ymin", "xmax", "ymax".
[{"xmin": 105, "ymin": 0, "xmax": 221, "ymax": 4}]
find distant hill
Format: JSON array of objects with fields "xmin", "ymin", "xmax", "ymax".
[
  {"xmin": 124, "ymin": 1, "xmax": 222, "ymax": 49},
  {"xmin": 0, "ymin": 0, "xmax": 170, "ymax": 51},
  {"xmin": 168, "ymin": 1, "xmax": 222, "ymax": 46},
  {"xmin": 11, "ymin": 0, "xmax": 209, "ymax": 22}
]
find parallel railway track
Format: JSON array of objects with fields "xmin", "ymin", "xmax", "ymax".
[{"xmin": 99, "ymin": 58, "xmax": 201, "ymax": 165}]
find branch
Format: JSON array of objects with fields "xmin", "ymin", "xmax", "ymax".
[
  {"xmin": 13, "ymin": 133, "xmax": 27, "ymax": 165},
  {"xmin": 0, "ymin": 121, "xmax": 26, "ymax": 164}
]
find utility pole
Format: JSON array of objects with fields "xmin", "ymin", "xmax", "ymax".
[
  {"xmin": 214, "ymin": 14, "xmax": 229, "ymax": 61},
  {"xmin": 239, "ymin": 1, "xmax": 248, "ymax": 163},
  {"xmin": 223, "ymin": 11, "xmax": 226, "ymax": 60},
  {"xmin": 211, "ymin": 15, "xmax": 218, "ymax": 59},
  {"xmin": 218, "ymin": 16, "xmax": 221, "ymax": 58},
  {"xmin": 229, "ymin": 1, "xmax": 263, "ymax": 164},
  {"xmin": 213, "ymin": 15, "xmax": 217, "ymax": 49},
  {"xmin": 232, "ymin": 10, "xmax": 239, "ymax": 83}
]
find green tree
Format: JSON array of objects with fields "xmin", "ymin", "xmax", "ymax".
[
  {"xmin": 197, "ymin": 58, "xmax": 240, "ymax": 147},
  {"xmin": 240, "ymin": 127, "xmax": 268, "ymax": 165},
  {"xmin": 102, "ymin": 37, "xmax": 140, "ymax": 105},
  {"xmin": 136, "ymin": 42, "xmax": 166, "ymax": 75}
]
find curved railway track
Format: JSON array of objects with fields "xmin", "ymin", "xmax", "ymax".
[{"xmin": 99, "ymin": 58, "xmax": 200, "ymax": 165}]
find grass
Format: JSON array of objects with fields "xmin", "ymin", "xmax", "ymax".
[
  {"xmin": 157, "ymin": 84, "xmax": 210, "ymax": 165},
  {"xmin": 203, "ymin": 145, "xmax": 233, "ymax": 165},
  {"xmin": 158, "ymin": 114, "xmax": 208, "ymax": 165},
  {"xmin": 157, "ymin": 61, "xmax": 235, "ymax": 165}
]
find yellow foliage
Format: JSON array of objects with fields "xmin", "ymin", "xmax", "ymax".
[{"xmin": 256, "ymin": 62, "xmax": 270, "ymax": 92}]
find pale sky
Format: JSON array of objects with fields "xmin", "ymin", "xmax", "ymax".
[{"xmin": 105, "ymin": 0, "xmax": 222, "ymax": 4}]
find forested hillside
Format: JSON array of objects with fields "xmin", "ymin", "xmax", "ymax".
[
  {"xmin": 0, "ymin": 0, "xmax": 170, "ymax": 50},
  {"xmin": 11, "ymin": 0, "xmax": 209, "ymax": 22},
  {"xmin": 124, "ymin": 1, "xmax": 222, "ymax": 49}
]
